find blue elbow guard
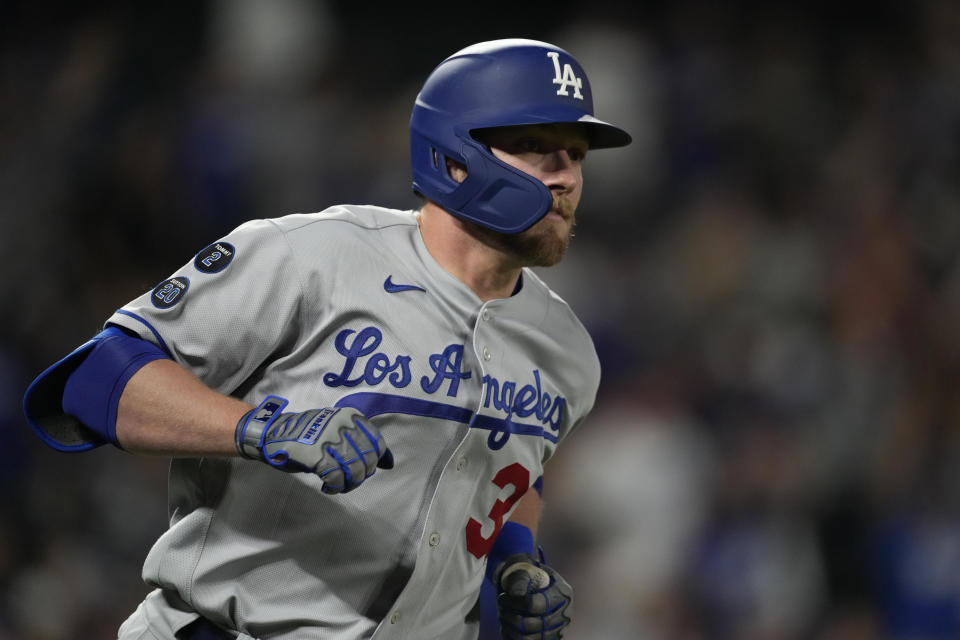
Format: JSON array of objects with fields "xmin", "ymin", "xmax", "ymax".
[{"xmin": 23, "ymin": 326, "xmax": 169, "ymax": 451}]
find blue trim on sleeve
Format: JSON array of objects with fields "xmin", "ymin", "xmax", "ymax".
[
  {"xmin": 533, "ymin": 475, "xmax": 544, "ymax": 496},
  {"xmin": 112, "ymin": 309, "xmax": 173, "ymax": 357}
]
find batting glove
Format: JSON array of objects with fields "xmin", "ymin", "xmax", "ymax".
[
  {"xmin": 235, "ymin": 396, "xmax": 393, "ymax": 494},
  {"xmin": 494, "ymin": 551, "xmax": 573, "ymax": 639}
]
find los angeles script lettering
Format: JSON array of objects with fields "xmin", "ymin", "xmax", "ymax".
[{"xmin": 322, "ymin": 326, "xmax": 565, "ymax": 432}]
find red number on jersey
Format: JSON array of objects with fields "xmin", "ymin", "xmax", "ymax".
[{"xmin": 465, "ymin": 462, "xmax": 530, "ymax": 559}]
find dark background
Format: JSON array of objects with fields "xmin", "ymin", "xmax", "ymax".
[{"xmin": 3, "ymin": 1, "xmax": 960, "ymax": 638}]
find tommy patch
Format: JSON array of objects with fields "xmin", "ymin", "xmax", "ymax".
[
  {"xmin": 194, "ymin": 241, "xmax": 235, "ymax": 274},
  {"xmin": 152, "ymin": 276, "xmax": 189, "ymax": 309}
]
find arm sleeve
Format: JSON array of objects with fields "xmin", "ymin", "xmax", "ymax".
[{"xmin": 22, "ymin": 326, "xmax": 169, "ymax": 451}]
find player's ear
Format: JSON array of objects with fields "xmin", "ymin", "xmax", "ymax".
[{"xmin": 444, "ymin": 157, "xmax": 467, "ymax": 184}]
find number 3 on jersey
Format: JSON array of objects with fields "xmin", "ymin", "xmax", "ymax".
[{"xmin": 465, "ymin": 462, "xmax": 530, "ymax": 559}]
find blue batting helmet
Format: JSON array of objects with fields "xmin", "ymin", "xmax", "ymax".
[{"xmin": 410, "ymin": 38, "xmax": 632, "ymax": 234}]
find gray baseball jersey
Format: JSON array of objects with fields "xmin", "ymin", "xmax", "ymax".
[{"xmin": 109, "ymin": 205, "xmax": 601, "ymax": 640}]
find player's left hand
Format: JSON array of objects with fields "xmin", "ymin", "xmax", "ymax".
[
  {"xmin": 236, "ymin": 397, "xmax": 394, "ymax": 494},
  {"xmin": 494, "ymin": 552, "xmax": 573, "ymax": 639}
]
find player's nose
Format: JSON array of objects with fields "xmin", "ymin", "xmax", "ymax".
[{"xmin": 541, "ymin": 150, "xmax": 579, "ymax": 191}]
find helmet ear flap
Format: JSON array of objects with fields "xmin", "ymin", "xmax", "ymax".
[
  {"xmin": 411, "ymin": 130, "xmax": 551, "ymax": 233},
  {"xmin": 430, "ymin": 147, "xmax": 459, "ymax": 183},
  {"xmin": 411, "ymin": 132, "xmax": 462, "ymax": 199},
  {"xmin": 455, "ymin": 142, "xmax": 552, "ymax": 233}
]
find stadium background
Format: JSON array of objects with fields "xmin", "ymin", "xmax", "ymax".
[{"xmin": 2, "ymin": 1, "xmax": 960, "ymax": 637}]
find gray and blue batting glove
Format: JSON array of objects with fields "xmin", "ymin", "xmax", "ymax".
[
  {"xmin": 235, "ymin": 396, "xmax": 394, "ymax": 494},
  {"xmin": 495, "ymin": 551, "xmax": 573, "ymax": 639}
]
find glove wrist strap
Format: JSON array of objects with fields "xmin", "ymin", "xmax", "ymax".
[{"xmin": 235, "ymin": 395, "xmax": 289, "ymax": 459}]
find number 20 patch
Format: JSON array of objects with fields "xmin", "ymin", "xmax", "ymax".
[{"xmin": 152, "ymin": 276, "xmax": 189, "ymax": 309}]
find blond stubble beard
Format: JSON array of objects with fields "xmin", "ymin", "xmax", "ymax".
[{"xmin": 462, "ymin": 194, "xmax": 577, "ymax": 268}]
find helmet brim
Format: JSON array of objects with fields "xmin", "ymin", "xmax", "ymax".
[
  {"xmin": 465, "ymin": 112, "xmax": 632, "ymax": 150},
  {"xmin": 575, "ymin": 115, "xmax": 633, "ymax": 149}
]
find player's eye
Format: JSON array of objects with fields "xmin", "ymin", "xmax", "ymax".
[
  {"xmin": 516, "ymin": 138, "xmax": 543, "ymax": 153},
  {"xmin": 567, "ymin": 147, "xmax": 587, "ymax": 163}
]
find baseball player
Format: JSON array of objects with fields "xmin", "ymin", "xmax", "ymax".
[{"xmin": 23, "ymin": 38, "xmax": 631, "ymax": 639}]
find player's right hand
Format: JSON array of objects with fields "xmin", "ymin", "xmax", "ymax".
[
  {"xmin": 494, "ymin": 552, "xmax": 573, "ymax": 639},
  {"xmin": 235, "ymin": 396, "xmax": 393, "ymax": 494}
]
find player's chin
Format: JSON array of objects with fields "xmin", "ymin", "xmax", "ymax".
[
  {"xmin": 530, "ymin": 243, "xmax": 569, "ymax": 267},
  {"xmin": 518, "ymin": 222, "xmax": 573, "ymax": 267}
]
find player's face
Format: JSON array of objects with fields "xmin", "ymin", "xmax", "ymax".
[{"xmin": 474, "ymin": 124, "xmax": 588, "ymax": 267}]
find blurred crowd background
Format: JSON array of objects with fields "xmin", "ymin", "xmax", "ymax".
[{"xmin": 3, "ymin": 1, "xmax": 960, "ymax": 638}]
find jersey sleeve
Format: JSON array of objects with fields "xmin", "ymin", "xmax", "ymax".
[
  {"xmin": 555, "ymin": 338, "xmax": 601, "ymax": 446},
  {"xmin": 105, "ymin": 219, "xmax": 303, "ymax": 394}
]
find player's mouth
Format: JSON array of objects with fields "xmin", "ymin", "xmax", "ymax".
[{"xmin": 547, "ymin": 195, "xmax": 575, "ymax": 223}]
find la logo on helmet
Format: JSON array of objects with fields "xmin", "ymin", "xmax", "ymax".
[{"xmin": 547, "ymin": 51, "xmax": 583, "ymax": 100}]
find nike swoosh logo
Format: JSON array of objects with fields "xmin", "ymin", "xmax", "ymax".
[{"xmin": 384, "ymin": 275, "xmax": 426, "ymax": 293}]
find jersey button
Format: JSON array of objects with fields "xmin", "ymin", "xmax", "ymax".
[
  {"xmin": 481, "ymin": 309, "xmax": 491, "ymax": 322},
  {"xmin": 456, "ymin": 456, "xmax": 467, "ymax": 471},
  {"xmin": 429, "ymin": 532, "xmax": 441, "ymax": 547},
  {"xmin": 390, "ymin": 611, "xmax": 400, "ymax": 624},
  {"xmin": 482, "ymin": 346, "xmax": 492, "ymax": 361}
]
